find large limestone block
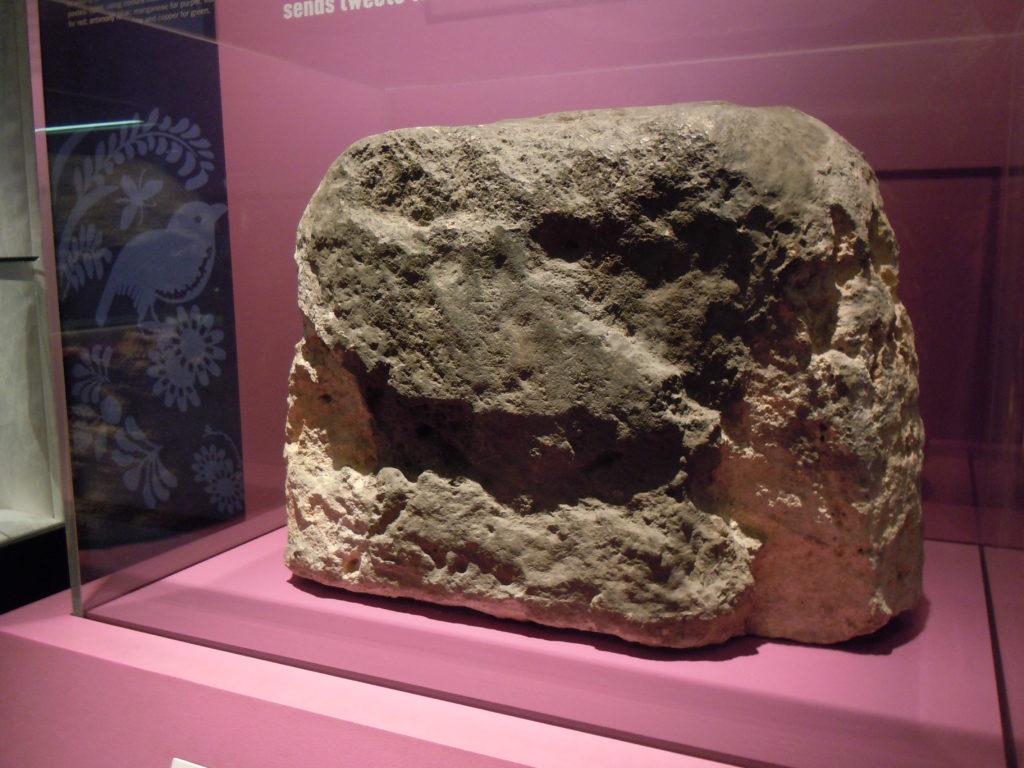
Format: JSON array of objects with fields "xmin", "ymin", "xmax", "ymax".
[{"xmin": 284, "ymin": 102, "xmax": 923, "ymax": 649}]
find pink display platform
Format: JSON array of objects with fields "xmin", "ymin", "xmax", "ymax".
[
  {"xmin": 0, "ymin": 591, "xmax": 720, "ymax": 768},
  {"xmin": 84, "ymin": 529, "xmax": 1005, "ymax": 768}
]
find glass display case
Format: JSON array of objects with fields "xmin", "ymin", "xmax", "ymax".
[{"xmin": 16, "ymin": 1, "xmax": 1024, "ymax": 766}]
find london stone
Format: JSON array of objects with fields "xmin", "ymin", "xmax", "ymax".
[{"xmin": 284, "ymin": 102, "xmax": 924, "ymax": 648}]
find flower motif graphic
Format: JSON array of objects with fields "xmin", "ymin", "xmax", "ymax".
[
  {"xmin": 144, "ymin": 305, "xmax": 226, "ymax": 412},
  {"xmin": 208, "ymin": 465, "xmax": 243, "ymax": 515},
  {"xmin": 191, "ymin": 440, "xmax": 243, "ymax": 515},
  {"xmin": 191, "ymin": 444, "xmax": 227, "ymax": 484},
  {"xmin": 118, "ymin": 170, "xmax": 163, "ymax": 229}
]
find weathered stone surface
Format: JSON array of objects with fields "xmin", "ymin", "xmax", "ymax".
[{"xmin": 284, "ymin": 102, "xmax": 923, "ymax": 648}]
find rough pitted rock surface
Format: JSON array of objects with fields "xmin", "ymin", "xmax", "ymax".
[{"xmin": 284, "ymin": 102, "xmax": 924, "ymax": 649}]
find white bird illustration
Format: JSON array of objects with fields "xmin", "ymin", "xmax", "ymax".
[{"xmin": 95, "ymin": 201, "xmax": 227, "ymax": 327}]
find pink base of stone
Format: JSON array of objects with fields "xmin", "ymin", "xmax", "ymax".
[{"xmin": 43, "ymin": 524, "xmax": 1007, "ymax": 768}]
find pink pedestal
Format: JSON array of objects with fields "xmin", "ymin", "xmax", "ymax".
[
  {"xmin": 0, "ymin": 593, "xmax": 722, "ymax": 768},
  {"xmin": 67, "ymin": 531, "xmax": 1007, "ymax": 768}
]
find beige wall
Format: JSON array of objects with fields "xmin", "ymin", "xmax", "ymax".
[{"xmin": 0, "ymin": 0, "xmax": 61, "ymax": 537}]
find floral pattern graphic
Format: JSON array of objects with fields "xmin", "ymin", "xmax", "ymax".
[
  {"xmin": 143, "ymin": 305, "xmax": 226, "ymax": 412},
  {"xmin": 192, "ymin": 428, "xmax": 244, "ymax": 515},
  {"xmin": 49, "ymin": 106, "xmax": 243, "ymax": 520},
  {"xmin": 41, "ymin": 8, "xmax": 244, "ymax": 548}
]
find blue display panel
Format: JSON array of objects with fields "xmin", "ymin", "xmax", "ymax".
[{"xmin": 39, "ymin": 0, "xmax": 245, "ymax": 562}]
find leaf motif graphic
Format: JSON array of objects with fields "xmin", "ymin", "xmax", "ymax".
[
  {"xmin": 142, "ymin": 484, "xmax": 155, "ymax": 508},
  {"xmin": 123, "ymin": 462, "xmax": 142, "ymax": 492},
  {"xmin": 157, "ymin": 461, "xmax": 176, "ymax": 489},
  {"xmin": 153, "ymin": 477, "xmax": 172, "ymax": 503},
  {"xmin": 99, "ymin": 394, "xmax": 122, "ymax": 426},
  {"xmin": 119, "ymin": 202, "xmax": 136, "ymax": 230},
  {"xmin": 113, "ymin": 428, "xmax": 135, "ymax": 454},
  {"xmin": 71, "ymin": 424, "xmax": 93, "ymax": 454},
  {"xmin": 125, "ymin": 417, "xmax": 146, "ymax": 442},
  {"xmin": 184, "ymin": 170, "xmax": 208, "ymax": 191},
  {"xmin": 166, "ymin": 142, "xmax": 183, "ymax": 163},
  {"xmin": 179, "ymin": 153, "xmax": 197, "ymax": 177},
  {"xmin": 111, "ymin": 447, "xmax": 133, "ymax": 468},
  {"xmin": 70, "ymin": 407, "xmax": 99, "ymax": 454}
]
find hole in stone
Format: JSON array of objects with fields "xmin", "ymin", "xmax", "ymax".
[
  {"xmin": 417, "ymin": 542, "xmax": 447, "ymax": 570},
  {"xmin": 583, "ymin": 450, "xmax": 623, "ymax": 474},
  {"xmin": 400, "ymin": 268, "xmax": 423, "ymax": 285}
]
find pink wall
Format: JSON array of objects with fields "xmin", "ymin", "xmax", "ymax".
[
  {"xmin": 217, "ymin": 0, "xmax": 1021, "ymax": 91},
  {"xmin": 882, "ymin": 175, "xmax": 1001, "ymax": 444}
]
